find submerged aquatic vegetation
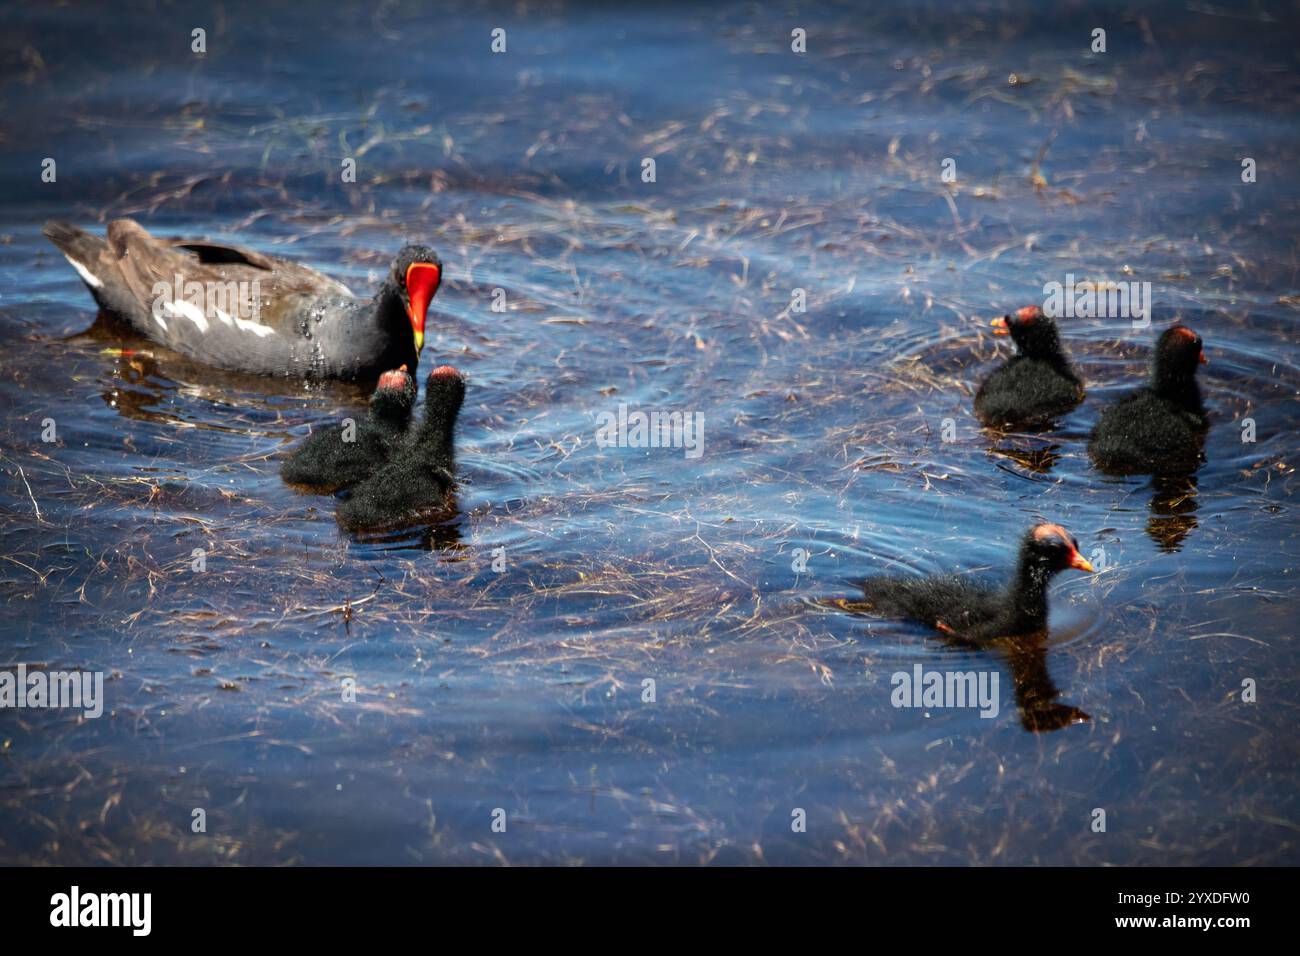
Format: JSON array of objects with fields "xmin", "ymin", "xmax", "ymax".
[{"xmin": 1, "ymin": 1, "xmax": 1298, "ymax": 865}]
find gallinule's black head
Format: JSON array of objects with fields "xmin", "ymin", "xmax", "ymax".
[
  {"xmin": 388, "ymin": 246, "xmax": 444, "ymax": 357},
  {"xmin": 423, "ymin": 364, "xmax": 467, "ymax": 419},
  {"xmin": 991, "ymin": 306, "xmax": 1068, "ymax": 363},
  {"xmin": 1151, "ymin": 324, "xmax": 1206, "ymax": 399}
]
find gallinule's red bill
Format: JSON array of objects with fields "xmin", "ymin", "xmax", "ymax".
[
  {"xmin": 44, "ymin": 219, "xmax": 443, "ymax": 380},
  {"xmin": 974, "ymin": 306, "xmax": 1084, "ymax": 428},
  {"xmin": 857, "ymin": 523, "xmax": 1094, "ymax": 643},
  {"xmin": 337, "ymin": 366, "xmax": 466, "ymax": 531},
  {"xmin": 1089, "ymin": 325, "xmax": 1208, "ymax": 475},
  {"xmin": 281, "ymin": 366, "xmax": 417, "ymax": 492}
]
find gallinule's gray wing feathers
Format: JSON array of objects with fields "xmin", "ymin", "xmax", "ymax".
[{"xmin": 167, "ymin": 236, "xmax": 352, "ymax": 295}]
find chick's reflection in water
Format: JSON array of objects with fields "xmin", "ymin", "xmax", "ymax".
[
  {"xmin": 1146, "ymin": 475, "xmax": 1199, "ymax": 553},
  {"xmin": 986, "ymin": 438, "xmax": 1064, "ymax": 476},
  {"xmin": 1002, "ymin": 632, "xmax": 1091, "ymax": 732},
  {"xmin": 836, "ymin": 616, "xmax": 1091, "ymax": 733}
]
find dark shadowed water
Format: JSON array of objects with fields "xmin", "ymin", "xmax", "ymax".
[{"xmin": 1, "ymin": 0, "xmax": 1298, "ymax": 864}]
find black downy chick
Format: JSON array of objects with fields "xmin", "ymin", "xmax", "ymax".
[
  {"xmin": 282, "ymin": 366, "xmax": 416, "ymax": 492},
  {"xmin": 337, "ymin": 366, "xmax": 466, "ymax": 531},
  {"xmin": 858, "ymin": 523, "xmax": 1094, "ymax": 643},
  {"xmin": 1088, "ymin": 325, "xmax": 1208, "ymax": 475},
  {"xmin": 974, "ymin": 306, "xmax": 1084, "ymax": 428}
]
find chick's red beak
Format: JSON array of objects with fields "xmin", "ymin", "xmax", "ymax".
[
  {"xmin": 991, "ymin": 316, "xmax": 1011, "ymax": 335},
  {"xmin": 405, "ymin": 262, "xmax": 441, "ymax": 353},
  {"xmin": 377, "ymin": 365, "xmax": 410, "ymax": 390},
  {"xmin": 1069, "ymin": 549, "xmax": 1095, "ymax": 573},
  {"xmin": 1199, "ymin": 351, "xmax": 1208, "ymax": 364}
]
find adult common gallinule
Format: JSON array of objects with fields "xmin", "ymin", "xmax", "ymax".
[
  {"xmin": 1088, "ymin": 325, "xmax": 1208, "ymax": 475},
  {"xmin": 281, "ymin": 366, "xmax": 417, "ymax": 492},
  {"xmin": 974, "ymin": 306, "xmax": 1084, "ymax": 428},
  {"xmin": 857, "ymin": 523, "xmax": 1093, "ymax": 643},
  {"xmin": 44, "ymin": 219, "xmax": 442, "ymax": 380},
  {"xmin": 337, "ymin": 366, "xmax": 466, "ymax": 531}
]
